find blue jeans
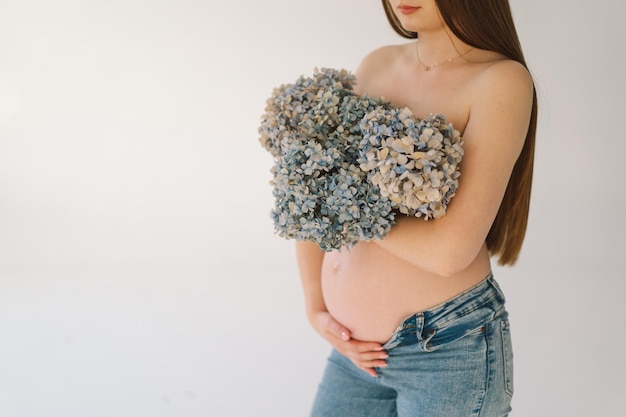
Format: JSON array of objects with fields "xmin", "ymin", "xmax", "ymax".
[{"xmin": 310, "ymin": 274, "xmax": 514, "ymax": 417}]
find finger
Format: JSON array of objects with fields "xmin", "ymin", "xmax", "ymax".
[
  {"xmin": 357, "ymin": 358, "xmax": 388, "ymax": 369},
  {"xmin": 325, "ymin": 316, "xmax": 352, "ymax": 341},
  {"xmin": 361, "ymin": 367, "xmax": 378, "ymax": 378},
  {"xmin": 342, "ymin": 348, "xmax": 389, "ymax": 368},
  {"xmin": 342, "ymin": 346, "xmax": 388, "ymax": 360},
  {"xmin": 356, "ymin": 359, "xmax": 388, "ymax": 377},
  {"xmin": 353, "ymin": 351, "xmax": 389, "ymax": 368},
  {"xmin": 348, "ymin": 340, "xmax": 386, "ymax": 353},
  {"xmin": 356, "ymin": 350, "xmax": 390, "ymax": 362}
]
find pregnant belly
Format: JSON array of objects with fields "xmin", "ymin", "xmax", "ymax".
[{"xmin": 321, "ymin": 241, "xmax": 491, "ymax": 343}]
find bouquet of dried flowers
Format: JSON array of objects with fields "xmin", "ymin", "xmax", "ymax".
[{"xmin": 259, "ymin": 68, "xmax": 463, "ymax": 251}]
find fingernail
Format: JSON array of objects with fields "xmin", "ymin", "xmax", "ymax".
[{"xmin": 341, "ymin": 331, "xmax": 349, "ymax": 341}]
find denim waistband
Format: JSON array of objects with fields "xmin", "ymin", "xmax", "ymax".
[{"xmin": 382, "ymin": 273, "xmax": 506, "ymax": 350}]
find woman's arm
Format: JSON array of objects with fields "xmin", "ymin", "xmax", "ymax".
[
  {"xmin": 295, "ymin": 241, "xmax": 388, "ymax": 376},
  {"xmin": 295, "ymin": 241, "xmax": 331, "ymax": 323},
  {"xmin": 373, "ymin": 61, "xmax": 535, "ymax": 276}
]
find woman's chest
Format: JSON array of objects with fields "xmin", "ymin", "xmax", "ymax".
[{"xmin": 363, "ymin": 69, "xmax": 475, "ymax": 134}]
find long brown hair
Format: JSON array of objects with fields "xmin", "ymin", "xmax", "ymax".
[{"xmin": 382, "ymin": 0, "xmax": 537, "ymax": 266}]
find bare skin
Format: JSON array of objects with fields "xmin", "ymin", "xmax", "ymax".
[{"xmin": 296, "ymin": 0, "xmax": 534, "ymax": 377}]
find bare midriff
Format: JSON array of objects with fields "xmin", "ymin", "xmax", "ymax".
[{"xmin": 321, "ymin": 241, "xmax": 492, "ymax": 344}]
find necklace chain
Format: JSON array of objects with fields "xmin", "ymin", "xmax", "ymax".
[{"xmin": 415, "ymin": 42, "xmax": 474, "ymax": 71}]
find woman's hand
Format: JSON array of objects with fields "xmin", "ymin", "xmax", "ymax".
[
  {"xmin": 308, "ymin": 310, "xmax": 388, "ymax": 377},
  {"xmin": 295, "ymin": 242, "xmax": 387, "ymax": 377}
]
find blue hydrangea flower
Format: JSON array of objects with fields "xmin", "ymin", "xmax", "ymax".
[
  {"xmin": 359, "ymin": 109, "xmax": 463, "ymax": 219},
  {"xmin": 259, "ymin": 68, "xmax": 463, "ymax": 251}
]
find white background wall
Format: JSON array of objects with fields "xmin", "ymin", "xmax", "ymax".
[{"xmin": 0, "ymin": 0, "xmax": 624, "ymax": 416}]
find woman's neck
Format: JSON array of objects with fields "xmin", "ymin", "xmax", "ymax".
[{"xmin": 415, "ymin": 29, "xmax": 471, "ymax": 68}]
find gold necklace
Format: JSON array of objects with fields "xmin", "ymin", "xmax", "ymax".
[{"xmin": 415, "ymin": 42, "xmax": 474, "ymax": 71}]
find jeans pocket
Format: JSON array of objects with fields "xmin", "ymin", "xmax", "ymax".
[
  {"xmin": 423, "ymin": 304, "xmax": 495, "ymax": 352},
  {"xmin": 501, "ymin": 319, "xmax": 514, "ymax": 396},
  {"xmin": 422, "ymin": 321, "xmax": 488, "ymax": 353}
]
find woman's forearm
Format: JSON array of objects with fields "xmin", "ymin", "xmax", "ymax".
[
  {"xmin": 372, "ymin": 214, "xmax": 482, "ymax": 277},
  {"xmin": 295, "ymin": 241, "xmax": 327, "ymax": 317}
]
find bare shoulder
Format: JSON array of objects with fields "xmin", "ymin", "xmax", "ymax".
[
  {"xmin": 471, "ymin": 59, "xmax": 534, "ymax": 103},
  {"xmin": 356, "ymin": 44, "xmax": 402, "ymax": 70},
  {"xmin": 464, "ymin": 59, "xmax": 534, "ymax": 155},
  {"xmin": 353, "ymin": 44, "xmax": 408, "ymax": 95}
]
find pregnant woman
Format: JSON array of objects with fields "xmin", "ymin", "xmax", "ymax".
[{"xmin": 297, "ymin": 1, "xmax": 537, "ymax": 416}]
